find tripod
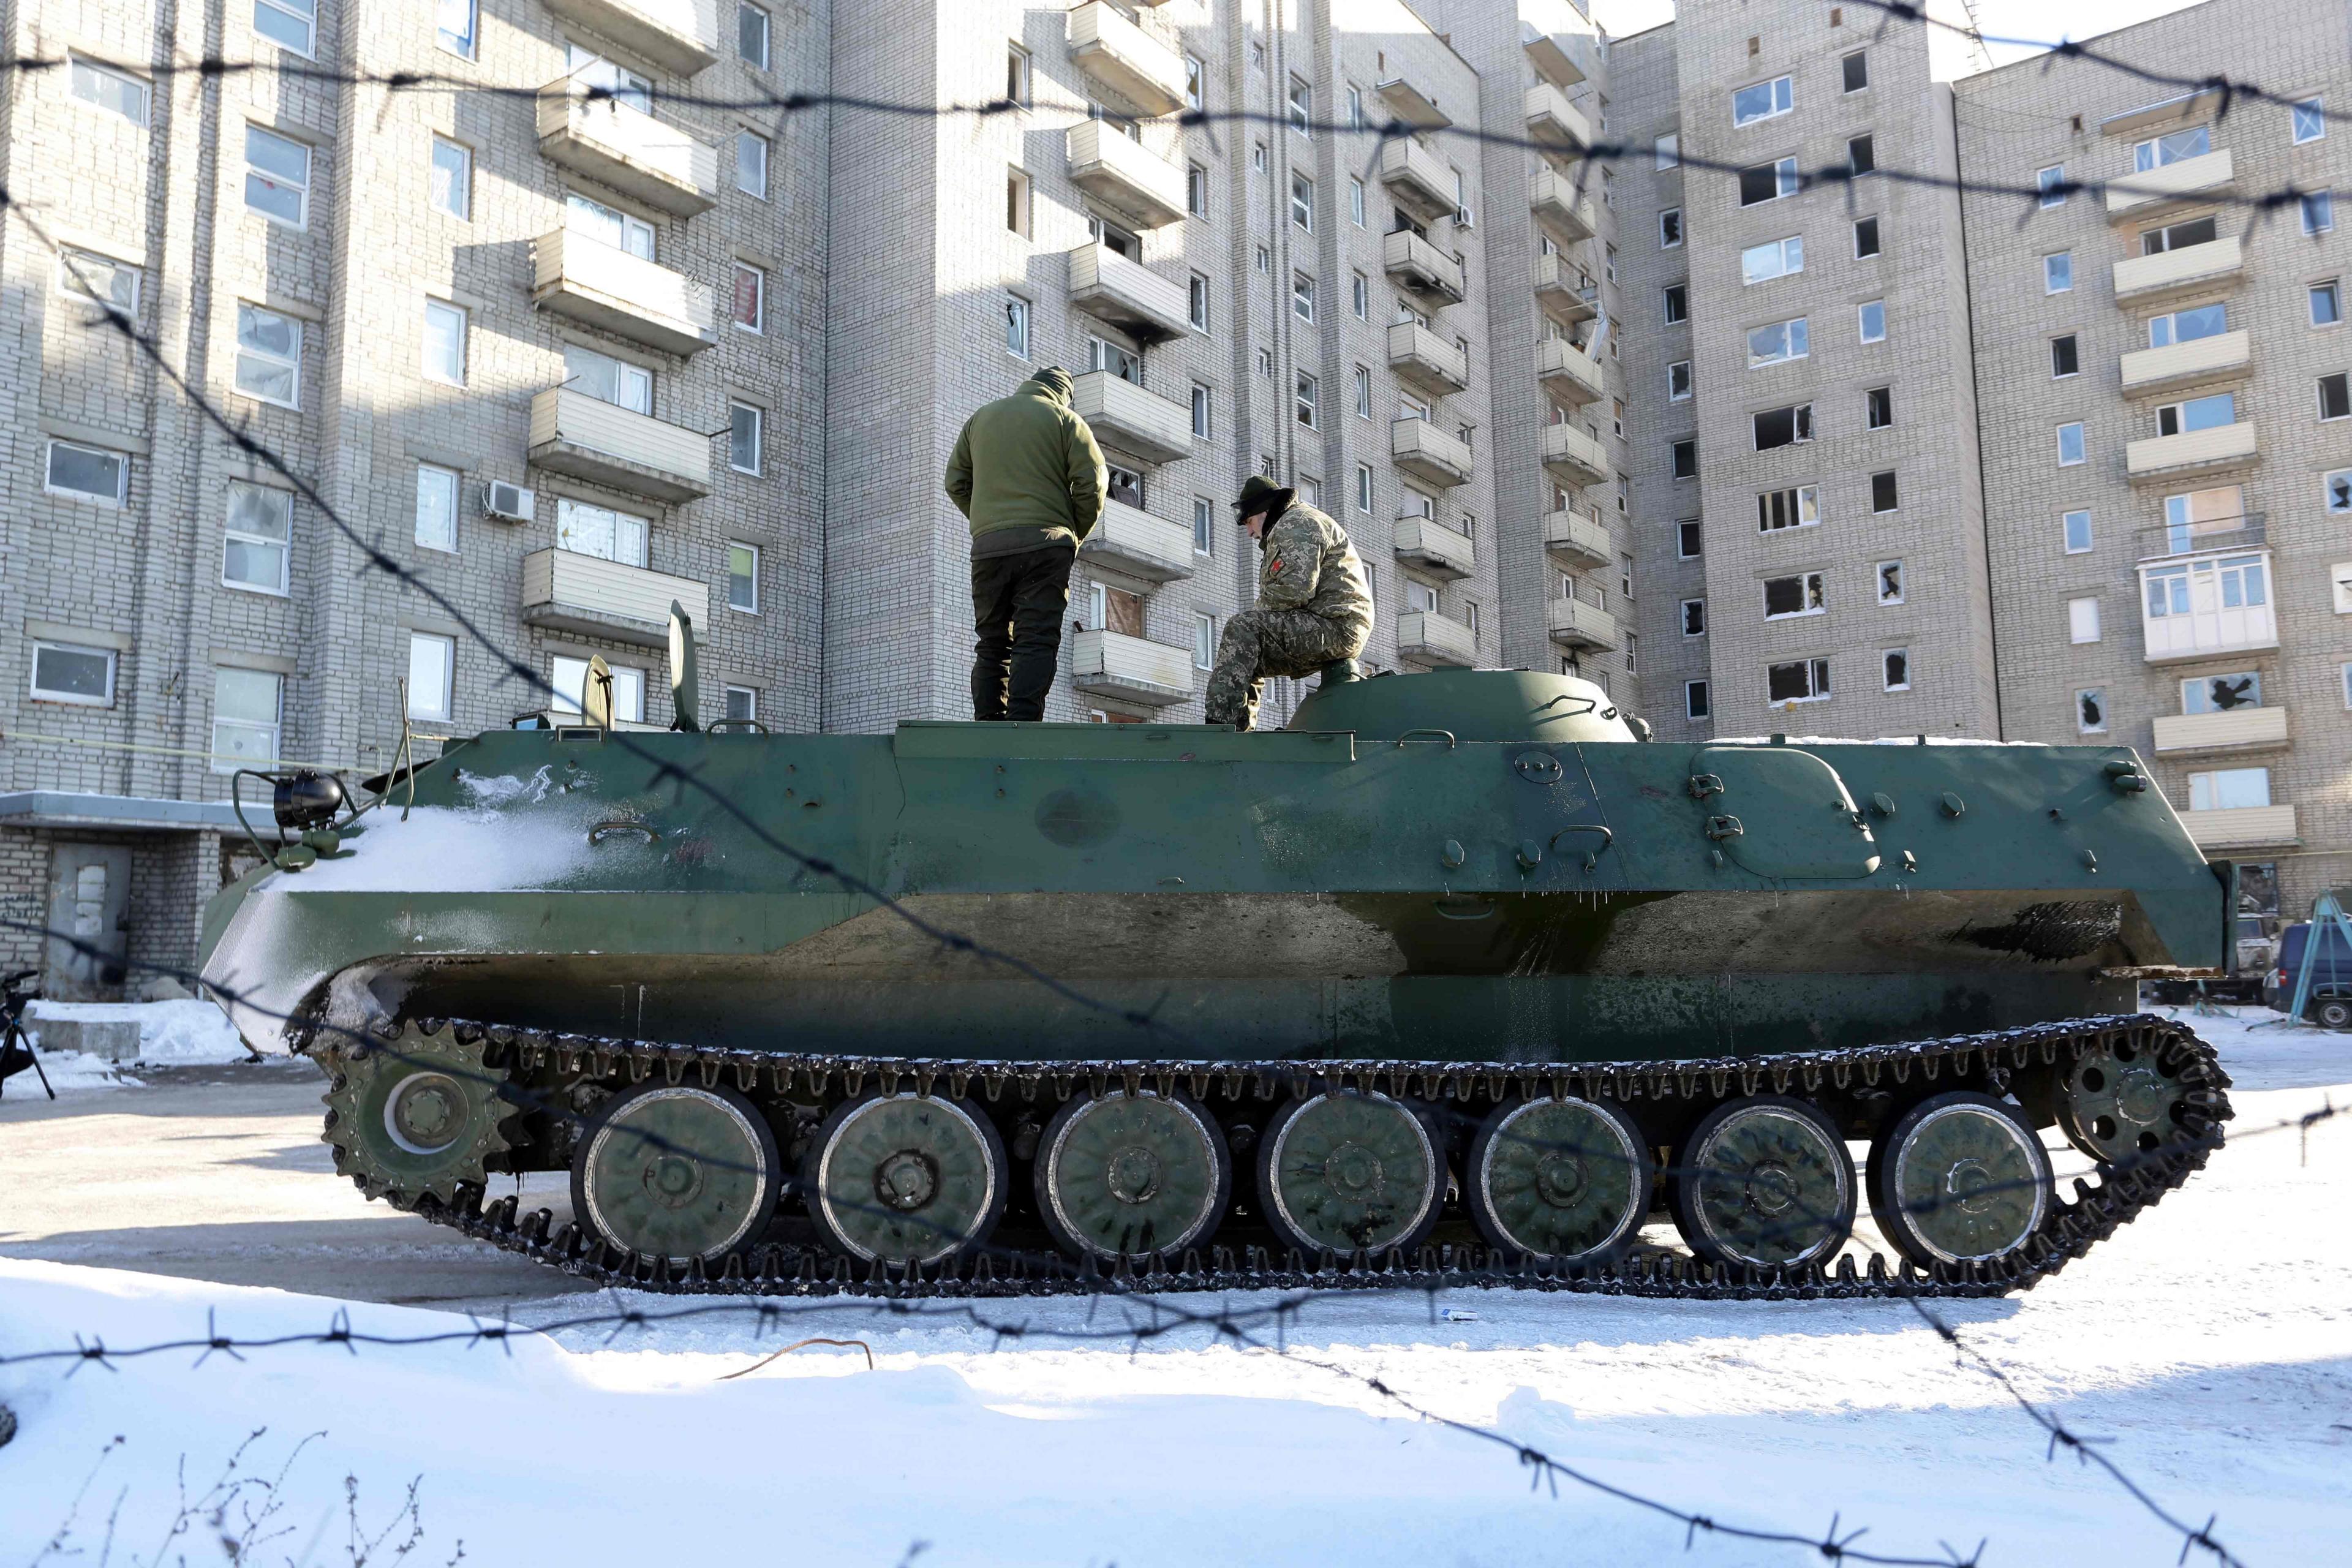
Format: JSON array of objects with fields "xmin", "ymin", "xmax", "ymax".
[{"xmin": 0, "ymin": 969, "xmax": 52, "ymax": 1101}]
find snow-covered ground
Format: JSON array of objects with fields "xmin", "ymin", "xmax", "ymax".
[
  {"xmin": 2, "ymin": 1016, "xmax": 2346, "ymax": 1568},
  {"xmin": 10, "ymin": 999, "xmax": 255, "ymax": 1092}
]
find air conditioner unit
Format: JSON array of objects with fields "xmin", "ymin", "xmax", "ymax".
[
  {"xmin": 483, "ymin": 481, "xmax": 535, "ymax": 523},
  {"xmin": 1453, "ymin": 206, "xmax": 1476, "ymax": 230}
]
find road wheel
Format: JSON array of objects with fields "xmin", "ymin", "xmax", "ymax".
[
  {"xmin": 805, "ymin": 1092, "xmax": 1006, "ymax": 1267},
  {"xmin": 1466, "ymin": 1096, "xmax": 1651, "ymax": 1264},
  {"xmin": 1670, "ymin": 1095, "xmax": 1855, "ymax": 1270},
  {"xmin": 1867, "ymin": 1091, "xmax": 2051, "ymax": 1267},
  {"xmin": 1256, "ymin": 1089, "xmax": 1442, "ymax": 1258},
  {"xmin": 572, "ymin": 1081, "xmax": 781, "ymax": 1265},
  {"xmin": 1036, "ymin": 1089, "xmax": 1229, "ymax": 1264}
]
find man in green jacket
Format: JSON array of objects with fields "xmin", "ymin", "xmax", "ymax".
[
  {"xmin": 1205, "ymin": 475, "xmax": 1374, "ymax": 731},
  {"xmin": 945, "ymin": 367, "xmax": 1108, "ymax": 722}
]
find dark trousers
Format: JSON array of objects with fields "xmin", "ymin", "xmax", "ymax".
[{"xmin": 971, "ymin": 544, "xmax": 1074, "ymax": 722}]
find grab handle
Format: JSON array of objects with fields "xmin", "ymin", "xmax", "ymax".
[{"xmin": 1395, "ymin": 729, "xmax": 1457, "ymax": 749}]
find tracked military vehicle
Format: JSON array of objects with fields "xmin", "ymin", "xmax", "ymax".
[{"xmin": 197, "ymin": 661, "xmax": 2233, "ymax": 1300}]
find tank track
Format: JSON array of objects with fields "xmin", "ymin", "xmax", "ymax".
[{"xmin": 313, "ymin": 1011, "xmax": 2231, "ymax": 1302}]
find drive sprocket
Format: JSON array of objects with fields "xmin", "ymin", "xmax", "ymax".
[{"xmin": 320, "ymin": 1022, "xmax": 514, "ymax": 1203}]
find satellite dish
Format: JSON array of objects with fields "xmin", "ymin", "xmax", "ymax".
[{"xmin": 583, "ymin": 654, "xmax": 614, "ymax": 730}]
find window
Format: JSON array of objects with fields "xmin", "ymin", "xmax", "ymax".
[
  {"xmin": 1105, "ymin": 464, "xmax": 1144, "ymax": 508},
  {"xmin": 1662, "ymin": 283, "xmax": 1688, "ymax": 324},
  {"xmin": 2183, "ymin": 671, "xmax": 2262, "ymax": 714},
  {"xmin": 1287, "ymin": 77, "xmax": 1311, "ymax": 134},
  {"xmin": 1292, "ymin": 273, "xmax": 1314, "ymax": 323},
  {"xmin": 2148, "ymin": 303, "xmax": 2226, "ymax": 346},
  {"xmin": 1881, "ymin": 649, "xmax": 1910, "ymax": 692},
  {"xmin": 407, "ymin": 635, "xmax": 455, "ymax": 725},
  {"xmin": 739, "ymin": 2, "xmax": 771, "ymax": 68},
  {"xmin": 1685, "ymin": 680, "xmax": 1711, "ymax": 721},
  {"xmin": 244, "ymin": 124, "xmax": 311, "ymax": 225},
  {"xmin": 567, "ymin": 342, "xmax": 654, "ymax": 412},
  {"xmin": 1005, "ymin": 294, "xmax": 1030, "ymax": 358},
  {"xmin": 1256, "ymin": 346, "xmax": 1273, "ymax": 377},
  {"xmin": 1740, "ymin": 235, "xmax": 1803, "ymax": 284},
  {"xmin": 223, "ymin": 483, "xmax": 292, "ymax": 594},
  {"xmin": 229, "ymin": 305, "xmax": 301, "ymax": 407},
  {"xmin": 255, "ymin": 0, "xmax": 315, "ymax": 54},
  {"xmin": 1732, "ymin": 75, "xmax": 1794, "ymax": 127},
  {"xmin": 2293, "ymin": 97, "xmax": 2325, "ymax": 145},
  {"xmin": 211, "ymin": 669, "xmax": 282, "ymax": 771},
  {"xmin": 726, "ymin": 543, "xmax": 759, "ymax": 612},
  {"xmin": 2165, "ymin": 484, "xmax": 2247, "ymax": 543},
  {"xmin": 1347, "ymin": 84, "xmax": 1363, "ymax": 129},
  {"xmin": 44, "ymin": 440, "xmax": 127, "ymax": 506},
  {"xmin": 1291, "ymin": 173, "xmax": 1314, "ymax": 230},
  {"xmin": 2304, "ymin": 192, "xmax": 2335, "ymax": 236},
  {"xmin": 2134, "ymin": 127, "xmax": 2210, "ymax": 172},
  {"xmin": 1875, "ymin": 559, "xmax": 1904, "ymax": 604},
  {"xmin": 1752, "ymin": 404, "xmax": 1812, "ymax": 450},
  {"xmin": 1348, "ymin": 176, "xmax": 1366, "ymax": 227},
  {"xmin": 1185, "ymin": 55, "xmax": 1204, "ymax": 112},
  {"xmin": 1355, "ymin": 464, "xmax": 1373, "ymax": 514},
  {"xmin": 724, "ymin": 686, "xmax": 758, "ymax": 723},
  {"xmin": 1763, "ymin": 571, "xmax": 1826, "ymax": 619},
  {"xmin": 1767, "ymin": 658, "xmax": 1831, "ymax": 706},
  {"xmin": 70, "ymin": 56, "xmax": 149, "ymax": 125},
  {"xmin": 1677, "ymin": 520, "xmax": 1703, "ymax": 558},
  {"xmin": 1865, "ymin": 386, "xmax": 1892, "ymax": 429},
  {"xmin": 1193, "ymin": 613, "xmax": 1218, "ymax": 671},
  {"xmin": 1747, "ymin": 317, "xmax": 1809, "ymax": 368},
  {"xmin": 2076, "ymin": 688, "xmax": 2107, "ymax": 733},
  {"xmin": 1842, "ymin": 51, "xmax": 1869, "ymax": 92},
  {"xmin": 2063, "ymin": 509, "xmax": 2093, "ymax": 554},
  {"xmin": 55, "ymin": 249, "xmax": 139, "ymax": 316},
  {"xmin": 2050, "ymin": 334, "xmax": 2080, "ymax": 379},
  {"xmin": 1668, "ymin": 361, "xmax": 1693, "ymax": 401},
  {"xmin": 552, "ymin": 656, "xmax": 645, "ymax": 724},
  {"xmin": 731, "ymin": 263, "xmax": 766, "ymax": 333},
  {"xmin": 416, "ymin": 300, "xmax": 466, "ymax": 385},
  {"xmin": 1847, "ymin": 135, "xmax": 1875, "ymax": 176},
  {"xmin": 1193, "ymin": 497, "xmax": 1214, "ymax": 555},
  {"xmin": 437, "ymin": 0, "xmax": 476, "ymax": 57},
  {"xmin": 1871, "ymin": 470, "xmax": 1899, "ymax": 512},
  {"xmin": 2326, "ymin": 469, "xmax": 2352, "ymax": 511},
  {"xmin": 2067, "ymin": 597, "xmax": 2101, "ymax": 643},
  {"xmin": 1191, "ymin": 383, "xmax": 1212, "ymax": 439},
  {"xmin": 2322, "ymin": 374, "xmax": 2351, "ymax": 421},
  {"xmin": 567, "ymin": 192, "xmax": 654, "ymax": 258},
  {"xmin": 2312, "ymin": 281, "xmax": 2342, "ymax": 326},
  {"xmin": 1295, "ymin": 372, "xmax": 1317, "ymax": 428},
  {"xmin": 2157, "ymin": 391, "xmax": 2236, "ymax": 437},
  {"xmin": 1402, "ymin": 488, "xmax": 1434, "ymax": 519},
  {"xmin": 1854, "ymin": 217, "xmax": 1880, "ymax": 258},
  {"xmin": 2044, "ymin": 252, "xmax": 2072, "ymax": 293},
  {"xmin": 734, "ymin": 130, "xmax": 771, "ymax": 200},
  {"xmin": 429, "ymin": 137, "xmax": 472, "ymax": 219},
  {"xmin": 29, "ymin": 641, "xmax": 115, "ymax": 706},
  {"xmin": 1857, "ymin": 300, "xmax": 1886, "ymax": 343},
  {"xmin": 1353, "ymin": 365, "xmax": 1371, "ymax": 419},
  {"xmin": 2057, "ymin": 422, "xmax": 2086, "ymax": 466},
  {"xmin": 1252, "ymin": 142, "xmax": 1268, "ymax": 173},
  {"xmin": 556, "ymin": 497, "xmax": 649, "ymax": 567},
  {"xmin": 413, "ymin": 464, "xmax": 458, "ymax": 552},
  {"xmin": 1757, "ymin": 485, "xmax": 1819, "ymax": 532},
  {"xmin": 1406, "ymin": 579, "xmax": 1439, "ymax": 615},
  {"xmin": 1671, "ymin": 439, "xmax": 1698, "ymax": 479},
  {"xmin": 729, "ymin": 402, "xmax": 763, "ymax": 475},
  {"xmin": 1351, "ymin": 271, "xmax": 1370, "ymax": 320},
  {"xmin": 566, "ymin": 45, "xmax": 648, "ymax": 112},
  {"xmin": 1681, "ymin": 598, "xmax": 1706, "ymax": 636},
  {"xmin": 2189, "ymin": 767, "xmax": 2271, "ymax": 812},
  {"xmin": 1738, "ymin": 157, "xmax": 1800, "ymax": 206},
  {"xmin": 1655, "ymin": 134, "xmax": 1680, "ymax": 169},
  {"xmin": 1005, "ymin": 166, "xmax": 1030, "ymax": 236},
  {"xmin": 1187, "ymin": 163, "xmax": 1208, "ymax": 216},
  {"xmin": 1659, "ymin": 208, "xmax": 1683, "ymax": 248},
  {"xmin": 2141, "ymin": 215, "xmax": 2217, "ymax": 255},
  {"xmin": 2037, "ymin": 164, "xmax": 2066, "ymax": 208}
]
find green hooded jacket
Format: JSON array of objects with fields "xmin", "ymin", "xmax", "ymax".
[{"xmin": 944, "ymin": 368, "xmax": 1109, "ymax": 559}]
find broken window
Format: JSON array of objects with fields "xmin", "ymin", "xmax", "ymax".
[
  {"xmin": 1757, "ymin": 485, "xmax": 1819, "ymax": 531},
  {"xmin": 1752, "ymin": 404, "xmax": 1812, "ymax": 449},
  {"xmin": 1767, "ymin": 658, "xmax": 1831, "ymax": 706},
  {"xmin": 1882, "ymin": 649, "xmax": 1909, "ymax": 691},
  {"xmin": 2182, "ymin": 671, "xmax": 2261, "ymax": 712},
  {"xmin": 2076, "ymin": 688, "xmax": 2106, "ymax": 733},
  {"xmin": 1763, "ymin": 571, "xmax": 1826, "ymax": 619},
  {"xmin": 1876, "ymin": 559, "xmax": 1904, "ymax": 603}
]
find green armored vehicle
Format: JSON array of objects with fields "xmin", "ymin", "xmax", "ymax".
[{"xmin": 197, "ymin": 664, "xmax": 2232, "ymax": 1298}]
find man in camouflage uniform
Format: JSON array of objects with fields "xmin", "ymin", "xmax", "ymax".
[{"xmin": 1204, "ymin": 475, "xmax": 1374, "ymax": 731}]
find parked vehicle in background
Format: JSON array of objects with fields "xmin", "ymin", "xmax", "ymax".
[{"xmin": 2269, "ymin": 919, "xmax": 2352, "ymax": 1027}]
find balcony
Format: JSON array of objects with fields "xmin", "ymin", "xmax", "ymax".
[
  {"xmin": 2135, "ymin": 516, "xmax": 2264, "ymax": 562},
  {"xmin": 529, "ymin": 387, "xmax": 712, "ymax": 503},
  {"xmin": 1536, "ymin": 337, "xmax": 1605, "ymax": 406},
  {"xmin": 537, "ymin": 80, "xmax": 719, "ymax": 217},
  {"xmin": 1543, "ymin": 508, "xmax": 1612, "ymax": 570},
  {"xmin": 520, "ymin": 548, "xmax": 709, "ymax": 649},
  {"xmin": 2113, "ymin": 236, "xmax": 2242, "ymax": 304},
  {"xmin": 532, "ymin": 230, "xmax": 716, "ymax": 357},
  {"xmin": 2125, "ymin": 421, "xmax": 2258, "ymax": 483},
  {"xmin": 1069, "ymin": 370, "xmax": 1193, "ymax": 464},
  {"xmin": 2105, "ymin": 148, "xmax": 2234, "ymax": 220},
  {"xmin": 540, "ymin": 0, "xmax": 718, "ymax": 76},
  {"xmin": 1065, "ymin": 121, "xmax": 1188, "ymax": 230},
  {"xmin": 2138, "ymin": 549, "xmax": 2277, "ymax": 663},
  {"xmin": 1522, "ymin": 23, "xmax": 1586, "ymax": 87},
  {"xmin": 1066, "ymin": 1, "xmax": 1186, "ymax": 119},
  {"xmin": 1547, "ymin": 595, "xmax": 1618, "ymax": 651},
  {"xmin": 2152, "ymin": 706, "xmax": 2289, "ymax": 756},
  {"xmin": 1392, "ymin": 518, "xmax": 1474, "ymax": 582},
  {"xmin": 1077, "ymin": 500, "xmax": 1196, "ymax": 584},
  {"xmin": 2182, "ymin": 804, "xmax": 2297, "ymax": 851},
  {"xmin": 1387, "ymin": 321, "xmax": 1468, "ymax": 396},
  {"xmin": 1531, "ymin": 168, "xmax": 1596, "ymax": 244},
  {"xmin": 1396, "ymin": 610, "xmax": 1477, "ymax": 667},
  {"xmin": 1379, "ymin": 139, "xmax": 1457, "ymax": 223},
  {"xmin": 1540, "ymin": 423, "xmax": 1610, "ymax": 488},
  {"xmin": 1067, "ymin": 243, "xmax": 1190, "ymax": 343},
  {"xmin": 1376, "ymin": 77, "xmax": 1452, "ymax": 132},
  {"xmin": 1524, "ymin": 82, "xmax": 1591, "ymax": 159},
  {"xmin": 1390, "ymin": 418, "xmax": 1472, "ymax": 488},
  {"xmin": 2119, "ymin": 330, "xmax": 2250, "ymax": 396},
  {"xmin": 1382, "ymin": 228, "xmax": 1464, "ymax": 306},
  {"xmin": 1533, "ymin": 254, "xmax": 1597, "ymax": 326},
  {"xmin": 1072, "ymin": 629, "xmax": 1193, "ymax": 707}
]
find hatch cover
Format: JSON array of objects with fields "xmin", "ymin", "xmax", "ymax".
[{"xmin": 1692, "ymin": 745, "xmax": 1880, "ymax": 880}]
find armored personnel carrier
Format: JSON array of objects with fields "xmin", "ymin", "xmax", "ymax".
[{"xmin": 197, "ymin": 664, "xmax": 2233, "ymax": 1300}]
